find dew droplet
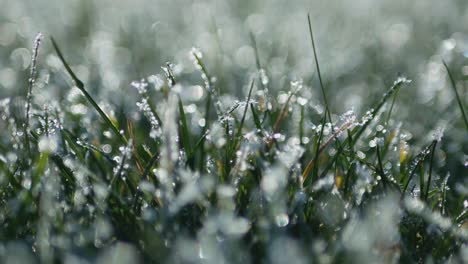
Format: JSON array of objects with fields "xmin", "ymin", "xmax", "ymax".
[{"xmin": 275, "ymin": 213, "xmax": 289, "ymax": 227}]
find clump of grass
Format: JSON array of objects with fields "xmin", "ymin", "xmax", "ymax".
[{"xmin": 0, "ymin": 19, "xmax": 466, "ymax": 264}]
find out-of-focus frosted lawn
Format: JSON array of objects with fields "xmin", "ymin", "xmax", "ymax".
[
  {"xmin": 0, "ymin": 0, "xmax": 466, "ymax": 133},
  {"xmin": 0, "ymin": 1, "xmax": 466, "ymax": 263}
]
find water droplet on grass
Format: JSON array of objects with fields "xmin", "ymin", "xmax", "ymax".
[
  {"xmin": 357, "ymin": 151, "xmax": 366, "ymax": 159},
  {"xmin": 102, "ymin": 144, "xmax": 112, "ymax": 154},
  {"xmin": 38, "ymin": 135, "xmax": 58, "ymax": 153},
  {"xmin": 198, "ymin": 118, "xmax": 206, "ymax": 127},
  {"xmin": 275, "ymin": 213, "xmax": 289, "ymax": 227}
]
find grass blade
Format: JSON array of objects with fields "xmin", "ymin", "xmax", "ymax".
[
  {"xmin": 251, "ymin": 103, "xmax": 264, "ymax": 136},
  {"xmin": 178, "ymin": 96, "xmax": 193, "ymax": 167},
  {"xmin": 442, "ymin": 60, "xmax": 468, "ymax": 131},
  {"xmin": 385, "ymin": 83, "xmax": 401, "ymax": 124},
  {"xmin": 353, "ymin": 78, "xmax": 411, "ymax": 145},
  {"xmin": 318, "ymin": 77, "xmax": 411, "ymax": 180},
  {"xmin": 51, "ymin": 37, "xmax": 127, "ymax": 144},
  {"xmin": 424, "ymin": 140, "xmax": 438, "ymax": 200},
  {"xmin": 127, "ymin": 120, "xmax": 145, "ymax": 175},
  {"xmin": 402, "ymin": 140, "xmax": 436, "ymax": 195},
  {"xmin": 302, "ymin": 111, "xmax": 326, "ymax": 185},
  {"xmin": 142, "ymin": 152, "xmax": 159, "ymax": 183},
  {"xmin": 24, "ymin": 33, "xmax": 43, "ymax": 157},
  {"xmin": 198, "ymin": 89, "xmax": 211, "ymax": 172},
  {"xmin": 307, "ymin": 14, "xmax": 331, "ymax": 123},
  {"xmin": 232, "ymin": 79, "xmax": 255, "ymax": 152}
]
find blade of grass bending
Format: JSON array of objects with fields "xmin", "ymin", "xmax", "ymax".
[
  {"xmin": 51, "ymin": 37, "xmax": 127, "ymax": 144},
  {"xmin": 442, "ymin": 60, "xmax": 468, "ymax": 131}
]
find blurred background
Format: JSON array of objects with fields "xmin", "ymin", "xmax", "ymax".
[{"xmin": 0, "ymin": 0, "xmax": 466, "ymax": 138}]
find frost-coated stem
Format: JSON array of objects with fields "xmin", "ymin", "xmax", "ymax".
[{"xmin": 25, "ymin": 33, "xmax": 43, "ymax": 156}]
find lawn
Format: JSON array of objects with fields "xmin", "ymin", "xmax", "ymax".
[{"xmin": 0, "ymin": 1, "xmax": 467, "ymax": 263}]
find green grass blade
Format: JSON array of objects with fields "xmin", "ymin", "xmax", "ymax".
[
  {"xmin": 318, "ymin": 77, "xmax": 411, "ymax": 180},
  {"xmin": 442, "ymin": 60, "xmax": 468, "ymax": 131},
  {"xmin": 142, "ymin": 152, "xmax": 159, "ymax": 183},
  {"xmin": 24, "ymin": 33, "xmax": 43, "ymax": 158},
  {"xmin": 250, "ymin": 32, "xmax": 262, "ymax": 71},
  {"xmin": 299, "ymin": 106, "xmax": 305, "ymax": 145},
  {"xmin": 302, "ymin": 111, "xmax": 326, "ymax": 186},
  {"xmin": 232, "ymin": 79, "xmax": 255, "ymax": 153},
  {"xmin": 251, "ymin": 103, "xmax": 263, "ymax": 136},
  {"xmin": 307, "ymin": 14, "xmax": 331, "ymax": 123},
  {"xmin": 198, "ymin": 90, "xmax": 211, "ymax": 172},
  {"xmin": 178, "ymin": 96, "xmax": 192, "ymax": 166},
  {"xmin": 402, "ymin": 140, "xmax": 436, "ymax": 195},
  {"xmin": 385, "ymin": 84, "xmax": 401, "ymax": 124},
  {"xmin": 424, "ymin": 140, "xmax": 438, "ymax": 200},
  {"xmin": 352, "ymin": 78, "xmax": 410, "ymax": 145},
  {"xmin": 187, "ymin": 130, "xmax": 210, "ymax": 162},
  {"xmin": 51, "ymin": 37, "xmax": 127, "ymax": 144}
]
